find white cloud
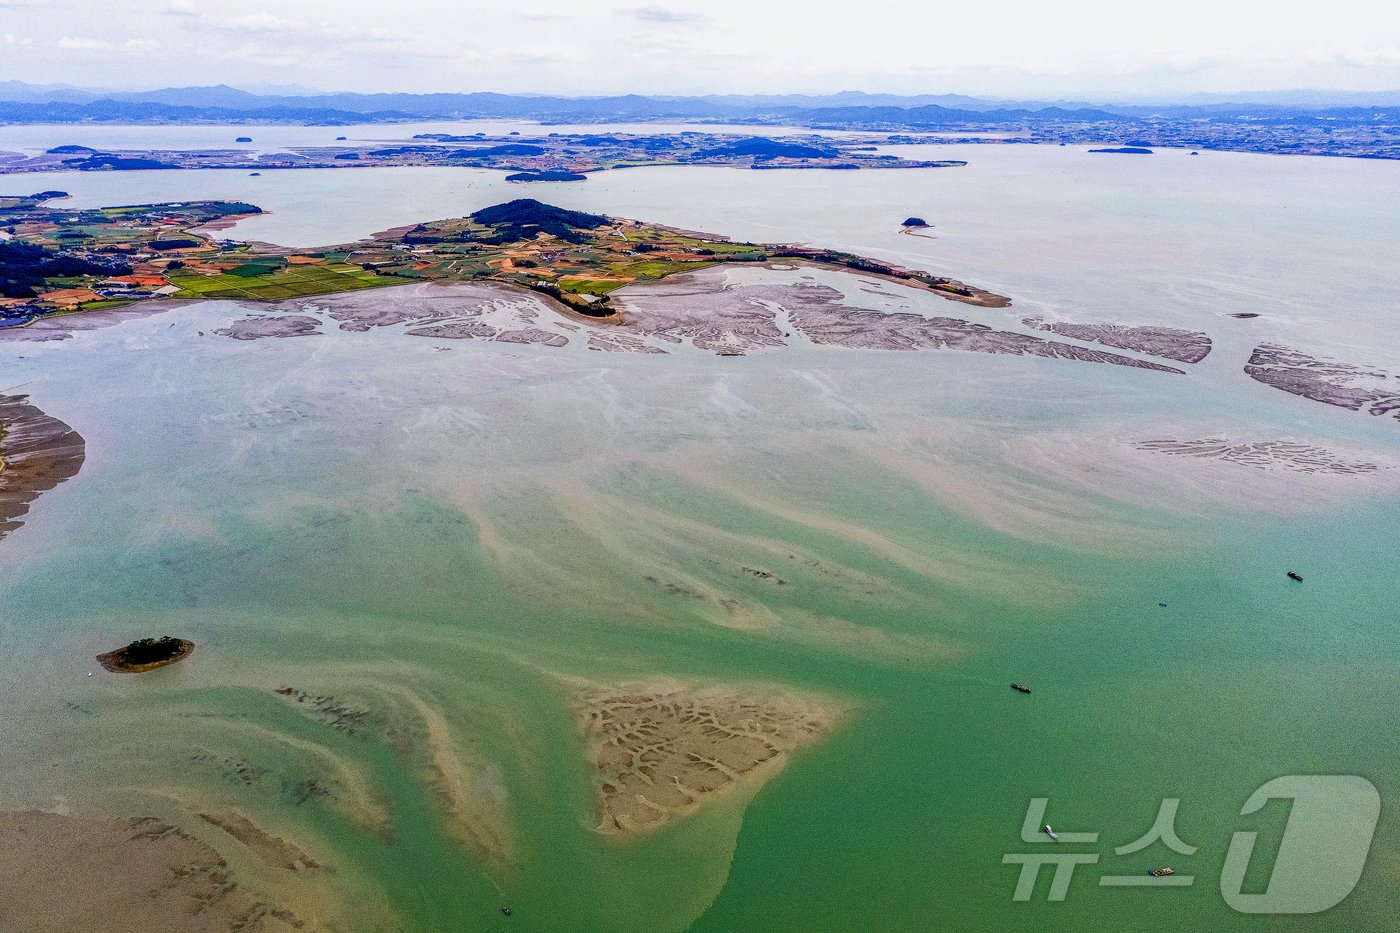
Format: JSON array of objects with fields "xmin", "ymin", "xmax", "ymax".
[
  {"xmin": 55, "ymin": 35, "xmax": 160, "ymax": 53},
  {"xmin": 220, "ymin": 12, "xmax": 297, "ymax": 32},
  {"xmin": 627, "ymin": 5, "xmax": 706, "ymax": 23},
  {"xmin": 3, "ymin": 33, "xmax": 35, "ymax": 46},
  {"xmin": 57, "ymin": 35, "xmax": 113, "ymax": 50},
  {"xmin": 11, "ymin": 0, "xmax": 1400, "ymax": 97}
]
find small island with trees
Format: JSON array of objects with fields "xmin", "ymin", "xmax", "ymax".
[
  {"xmin": 96, "ymin": 636, "xmax": 195, "ymax": 673},
  {"xmin": 505, "ymin": 170, "xmax": 588, "ymax": 183}
]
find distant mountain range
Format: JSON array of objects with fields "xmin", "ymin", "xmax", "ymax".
[{"xmin": 0, "ymin": 82, "xmax": 1397, "ymax": 127}]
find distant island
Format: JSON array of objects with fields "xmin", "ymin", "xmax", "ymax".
[
  {"xmin": 902, "ymin": 217, "xmax": 930, "ymax": 228},
  {"xmin": 96, "ymin": 636, "xmax": 195, "ymax": 673},
  {"xmin": 1088, "ymin": 147, "xmax": 1154, "ymax": 154},
  {"xmin": 0, "ymin": 82, "xmax": 1396, "ymax": 159},
  {"xmin": 505, "ymin": 170, "xmax": 588, "ymax": 183},
  {"xmin": 0, "ymin": 132, "xmax": 968, "ymax": 178}
]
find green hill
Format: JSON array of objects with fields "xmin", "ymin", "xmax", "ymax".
[{"xmin": 468, "ymin": 199, "xmax": 610, "ymax": 244}]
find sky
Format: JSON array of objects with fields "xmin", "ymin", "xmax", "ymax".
[{"xmin": 2, "ymin": 0, "xmax": 1399, "ymax": 99}]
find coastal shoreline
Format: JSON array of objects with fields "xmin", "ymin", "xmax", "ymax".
[{"xmin": 0, "ymin": 394, "xmax": 85, "ymax": 540}]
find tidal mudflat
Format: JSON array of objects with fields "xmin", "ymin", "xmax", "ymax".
[
  {"xmin": 0, "ymin": 393, "xmax": 84, "ymax": 540},
  {"xmin": 0, "ymin": 810, "xmax": 305, "ymax": 933},
  {"xmin": 200, "ymin": 264, "xmax": 1201, "ymax": 377}
]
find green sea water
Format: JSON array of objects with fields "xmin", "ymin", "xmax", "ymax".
[{"xmin": 2, "ymin": 146, "xmax": 1399, "ymax": 932}]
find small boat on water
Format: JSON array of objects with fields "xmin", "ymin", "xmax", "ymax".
[
  {"xmin": 1287, "ymin": 571, "xmax": 1303, "ymax": 582},
  {"xmin": 1044, "ymin": 824, "xmax": 1059, "ymax": 841},
  {"xmin": 1151, "ymin": 867, "xmax": 1174, "ymax": 877},
  {"xmin": 501, "ymin": 906, "xmax": 512, "ymax": 917},
  {"xmin": 1012, "ymin": 683, "xmax": 1032, "ymax": 694}
]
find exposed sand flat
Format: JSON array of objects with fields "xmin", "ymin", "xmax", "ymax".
[
  {"xmin": 781, "ymin": 290, "xmax": 1184, "ymax": 371},
  {"xmin": 259, "ymin": 280, "xmax": 584, "ymax": 351},
  {"xmin": 215, "ymin": 314, "xmax": 322, "ymax": 340},
  {"xmin": 571, "ymin": 679, "xmax": 848, "ymax": 836},
  {"xmin": 202, "ymin": 718, "xmax": 393, "ymax": 838},
  {"xmin": 0, "ymin": 810, "xmax": 304, "ymax": 933},
  {"xmin": 1135, "ymin": 438, "xmax": 1387, "ymax": 475},
  {"xmin": 0, "ymin": 394, "xmax": 84, "ymax": 540},
  {"xmin": 268, "ymin": 676, "xmax": 512, "ymax": 863},
  {"xmin": 199, "ymin": 810, "xmax": 320, "ymax": 872},
  {"xmin": 320, "ymin": 282, "xmax": 480, "ymax": 331},
  {"xmin": 495, "ymin": 327, "xmax": 568, "ymax": 347},
  {"xmin": 312, "ymin": 280, "xmax": 563, "ymax": 336},
  {"xmin": 405, "ymin": 320, "xmax": 498, "ymax": 339},
  {"xmin": 1245, "ymin": 344, "xmax": 1400, "ymax": 418},
  {"xmin": 355, "ymin": 682, "xmax": 514, "ymax": 863},
  {"xmin": 587, "ymin": 331, "xmax": 667, "ymax": 353},
  {"xmin": 1023, "ymin": 317, "xmax": 1213, "ymax": 363},
  {"xmin": 273, "ymin": 686, "xmax": 374, "ymax": 737},
  {"xmin": 998, "ymin": 424, "xmax": 1400, "ymax": 524},
  {"xmin": 609, "ymin": 273, "xmax": 1188, "ymax": 368},
  {"xmin": 608, "ymin": 274, "xmax": 791, "ymax": 354},
  {"xmin": 191, "ymin": 275, "xmax": 1209, "ymax": 378}
]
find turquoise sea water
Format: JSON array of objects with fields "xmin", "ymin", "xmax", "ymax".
[{"xmin": 1, "ymin": 140, "xmax": 1398, "ymax": 931}]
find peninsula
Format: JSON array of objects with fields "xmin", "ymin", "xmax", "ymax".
[
  {"xmin": 0, "ymin": 194, "xmax": 1004, "ymax": 324},
  {"xmin": 0, "ymin": 193, "xmax": 1235, "ymax": 374}
]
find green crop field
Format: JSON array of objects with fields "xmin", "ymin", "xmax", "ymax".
[
  {"xmin": 556, "ymin": 277, "xmax": 627, "ymax": 295},
  {"xmin": 611, "ymin": 258, "xmax": 716, "ymax": 279},
  {"xmin": 169, "ymin": 264, "xmax": 390, "ymax": 300}
]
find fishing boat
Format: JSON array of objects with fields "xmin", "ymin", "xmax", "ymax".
[
  {"xmin": 1287, "ymin": 571, "xmax": 1303, "ymax": 582},
  {"xmin": 1012, "ymin": 683, "xmax": 1032, "ymax": 694},
  {"xmin": 1044, "ymin": 824, "xmax": 1059, "ymax": 841},
  {"xmin": 1151, "ymin": 867, "xmax": 1175, "ymax": 877}
]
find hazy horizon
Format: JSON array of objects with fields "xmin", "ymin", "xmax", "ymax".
[
  {"xmin": 1, "ymin": 0, "xmax": 1398, "ymax": 99},
  {"xmin": 7, "ymin": 78, "xmax": 1400, "ymax": 108}
]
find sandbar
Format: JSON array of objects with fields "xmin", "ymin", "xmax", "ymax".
[
  {"xmin": 214, "ymin": 314, "xmax": 322, "ymax": 341},
  {"xmin": 0, "ymin": 393, "xmax": 85, "ymax": 540},
  {"xmin": 1245, "ymin": 344, "xmax": 1400, "ymax": 418},
  {"xmin": 572, "ymin": 679, "xmax": 847, "ymax": 835},
  {"xmin": 1024, "ymin": 317, "xmax": 1212, "ymax": 363}
]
